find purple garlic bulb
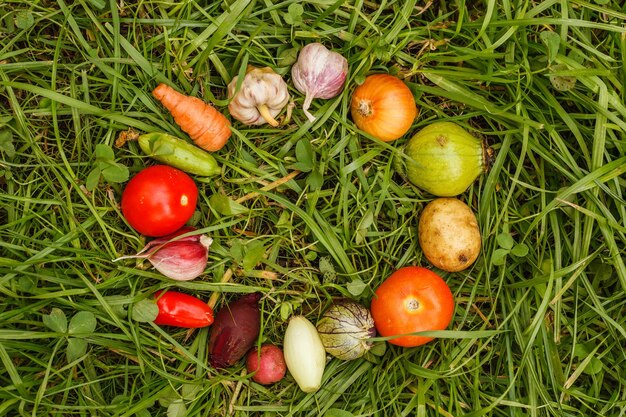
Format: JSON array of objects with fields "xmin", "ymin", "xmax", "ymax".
[{"xmin": 291, "ymin": 43, "xmax": 348, "ymax": 122}]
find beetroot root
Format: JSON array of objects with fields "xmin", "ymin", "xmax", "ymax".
[{"xmin": 208, "ymin": 293, "xmax": 261, "ymax": 368}]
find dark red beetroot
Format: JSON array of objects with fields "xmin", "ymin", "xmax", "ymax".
[
  {"xmin": 246, "ymin": 344, "xmax": 286, "ymax": 385},
  {"xmin": 208, "ymin": 293, "xmax": 261, "ymax": 368}
]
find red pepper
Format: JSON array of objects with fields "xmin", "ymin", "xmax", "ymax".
[{"xmin": 153, "ymin": 291, "xmax": 214, "ymax": 328}]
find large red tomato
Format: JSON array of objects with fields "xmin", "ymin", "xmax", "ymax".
[
  {"xmin": 121, "ymin": 165, "xmax": 198, "ymax": 237},
  {"xmin": 370, "ymin": 266, "xmax": 454, "ymax": 347}
]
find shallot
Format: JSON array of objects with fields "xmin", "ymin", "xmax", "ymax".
[{"xmin": 113, "ymin": 226, "xmax": 212, "ymax": 281}]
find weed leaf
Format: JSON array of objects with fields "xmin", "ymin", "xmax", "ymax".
[
  {"xmin": 43, "ymin": 308, "xmax": 68, "ymax": 333},
  {"xmin": 243, "ymin": 240, "xmax": 266, "ymax": 271},
  {"xmin": 95, "ymin": 144, "xmax": 115, "ymax": 161},
  {"xmin": 306, "ymin": 170, "xmax": 324, "ymax": 190},
  {"xmin": 209, "ymin": 193, "xmax": 249, "ymax": 215},
  {"xmin": 66, "ymin": 338, "xmax": 88, "ymax": 362},
  {"xmin": 280, "ymin": 302, "xmax": 293, "ymax": 321},
  {"xmin": 15, "ymin": 10, "xmax": 34, "ymax": 30},
  {"xmin": 319, "ymin": 257, "xmax": 336, "ymax": 282},
  {"xmin": 181, "ymin": 384, "xmax": 202, "ymax": 401},
  {"xmin": 496, "ymin": 233, "xmax": 515, "ymax": 250},
  {"xmin": 347, "ymin": 278, "xmax": 366, "ymax": 296},
  {"xmin": 85, "ymin": 167, "xmax": 102, "ymax": 191},
  {"xmin": 540, "ymin": 31, "xmax": 560, "ymax": 64},
  {"xmin": 167, "ymin": 400, "xmax": 187, "ymax": 417},
  {"xmin": 0, "ymin": 129, "xmax": 15, "ymax": 158},
  {"xmin": 101, "ymin": 163, "xmax": 129, "ymax": 183},
  {"xmin": 491, "ymin": 248, "xmax": 509, "ymax": 266},
  {"xmin": 511, "ymin": 243, "xmax": 529, "ymax": 258},
  {"xmin": 68, "ymin": 311, "xmax": 97, "ymax": 335},
  {"xmin": 132, "ymin": 299, "xmax": 159, "ymax": 323}
]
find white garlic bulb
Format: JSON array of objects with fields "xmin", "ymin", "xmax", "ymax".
[{"xmin": 228, "ymin": 66, "xmax": 290, "ymax": 127}]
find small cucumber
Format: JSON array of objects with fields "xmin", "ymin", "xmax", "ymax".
[{"xmin": 138, "ymin": 132, "xmax": 221, "ymax": 177}]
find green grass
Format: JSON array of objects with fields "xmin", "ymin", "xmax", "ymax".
[{"xmin": 1, "ymin": 0, "xmax": 625, "ymax": 416}]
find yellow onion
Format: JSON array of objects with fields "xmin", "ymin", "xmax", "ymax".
[
  {"xmin": 316, "ymin": 301, "xmax": 376, "ymax": 360},
  {"xmin": 350, "ymin": 74, "xmax": 417, "ymax": 142},
  {"xmin": 399, "ymin": 121, "xmax": 492, "ymax": 197}
]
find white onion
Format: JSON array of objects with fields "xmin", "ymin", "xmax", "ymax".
[{"xmin": 283, "ymin": 316, "xmax": 326, "ymax": 393}]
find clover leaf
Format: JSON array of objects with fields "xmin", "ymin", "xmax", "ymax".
[{"xmin": 492, "ymin": 233, "xmax": 529, "ymax": 266}]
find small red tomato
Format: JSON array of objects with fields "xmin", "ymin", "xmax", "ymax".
[
  {"xmin": 370, "ymin": 266, "xmax": 454, "ymax": 347},
  {"xmin": 154, "ymin": 291, "xmax": 214, "ymax": 328},
  {"xmin": 246, "ymin": 344, "xmax": 287, "ymax": 385},
  {"xmin": 121, "ymin": 165, "xmax": 198, "ymax": 237}
]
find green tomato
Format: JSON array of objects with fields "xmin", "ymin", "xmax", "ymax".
[{"xmin": 401, "ymin": 121, "xmax": 488, "ymax": 196}]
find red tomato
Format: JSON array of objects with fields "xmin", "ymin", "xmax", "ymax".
[
  {"xmin": 370, "ymin": 266, "xmax": 454, "ymax": 347},
  {"xmin": 121, "ymin": 165, "xmax": 198, "ymax": 237},
  {"xmin": 153, "ymin": 291, "xmax": 214, "ymax": 328}
]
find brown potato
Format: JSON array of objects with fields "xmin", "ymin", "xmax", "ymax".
[{"xmin": 418, "ymin": 198, "xmax": 481, "ymax": 272}]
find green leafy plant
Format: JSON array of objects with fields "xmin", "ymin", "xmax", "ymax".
[
  {"xmin": 573, "ymin": 343, "xmax": 603, "ymax": 375},
  {"xmin": 86, "ymin": 144, "xmax": 129, "ymax": 190},
  {"xmin": 540, "ymin": 31, "xmax": 560, "ymax": 65},
  {"xmin": 289, "ymin": 139, "xmax": 324, "ymax": 191},
  {"xmin": 209, "ymin": 193, "xmax": 249, "ymax": 215},
  {"xmin": 0, "ymin": 128, "xmax": 15, "ymax": 158},
  {"xmin": 155, "ymin": 383, "xmax": 202, "ymax": 417},
  {"xmin": 283, "ymin": 3, "xmax": 303, "ymax": 26},
  {"xmin": 372, "ymin": 37, "xmax": 392, "ymax": 62},
  {"xmin": 540, "ymin": 31, "xmax": 577, "ymax": 92},
  {"xmin": 14, "ymin": 10, "xmax": 34, "ymax": 30},
  {"xmin": 347, "ymin": 278, "xmax": 366, "ymax": 297},
  {"xmin": 131, "ymin": 299, "xmax": 159, "ymax": 323},
  {"xmin": 242, "ymin": 239, "xmax": 266, "ymax": 271},
  {"xmin": 492, "ymin": 232, "xmax": 529, "ymax": 266},
  {"xmin": 0, "ymin": 128, "xmax": 15, "ymax": 179},
  {"xmin": 228, "ymin": 238, "xmax": 267, "ymax": 271},
  {"xmin": 42, "ymin": 308, "xmax": 97, "ymax": 362},
  {"xmin": 319, "ymin": 256, "xmax": 336, "ymax": 283}
]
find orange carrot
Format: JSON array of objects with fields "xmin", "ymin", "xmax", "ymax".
[{"xmin": 152, "ymin": 83, "xmax": 232, "ymax": 152}]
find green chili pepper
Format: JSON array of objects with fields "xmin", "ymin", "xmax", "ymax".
[{"xmin": 138, "ymin": 132, "xmax": 221, "ymax": 177}]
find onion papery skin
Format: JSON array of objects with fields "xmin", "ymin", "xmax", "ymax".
[
  {"xmin": 316, "ymin": 301, "xmax": 376, "ymax": 360},
  {"xmin": 350, "ymin": 74, "xmax": 417, "ymax": 142}
]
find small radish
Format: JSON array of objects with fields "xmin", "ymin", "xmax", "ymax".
[{"xmin": 245, "ymin": 344, "xmax": 287, "ymax": 385}]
